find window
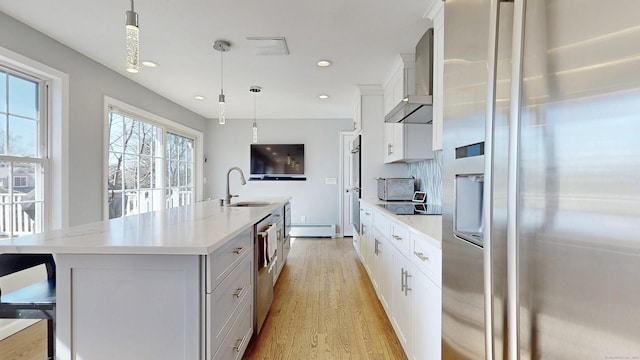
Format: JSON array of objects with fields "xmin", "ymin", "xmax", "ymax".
[
  {"xmin": 106, "ymin": 101, "xmax": 200, "ymax": 219},
  {"xmin": 0, "ymin": 66, "xmax": 47, "ymax": 237},
  {"xmin": 166, "ymin": 132, "xmax": 194, "ymax": 208},
  {"xmin": 14, "ymin": 176, "xmax": 28, "ymax": 187}
]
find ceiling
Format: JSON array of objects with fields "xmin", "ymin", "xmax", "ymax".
[{"xmin": 1, "ymin": 0, "xmax": 434, "ymax": 120}]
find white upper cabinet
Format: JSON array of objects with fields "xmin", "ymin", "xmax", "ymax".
[
  {"xmin": 383, "ymin": 54, "xmax": 416, "ymax": 117},
  {"xmin": 353, "ymin": 96, "xmax": 362, "ymax": 134},
  {"xmin": 384, "ymin": 123, "xmax": 434, "ymax": 163}
]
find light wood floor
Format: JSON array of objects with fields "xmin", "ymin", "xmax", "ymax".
[
  {"xmin": 243, "ymin": 237, "xmax": 406, "ymax": 360},
  {"xmin": 0, "ymin": 320, "xmax": 47, "ymax": 360},
  {"xmin": 0, "ymin": 237, "xmax": 406, "ymax": 360}
]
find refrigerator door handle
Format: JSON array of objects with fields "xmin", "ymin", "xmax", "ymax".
[
  {"xmin": 484, "ymin": 0, "xmax": 501, "ymax": 358},
  {"xmin": 506, "ymin": 0, "xmax": 526, "ymax": 359}
]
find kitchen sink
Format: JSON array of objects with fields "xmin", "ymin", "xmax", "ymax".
[{"xmin": 227, "ymin": 201, "xmax": 272, "ymax": 207}]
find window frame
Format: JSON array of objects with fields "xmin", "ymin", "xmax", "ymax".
[
  {"xmin": 0, "ymin": 59, "xmax": 54, "ymax": 235},
  {"xmin": 103, "ymin": 96, "xmax": 203, "ymax": 220}
]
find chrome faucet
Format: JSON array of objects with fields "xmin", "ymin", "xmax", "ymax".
[{"xmin": 225, "ymin": 167, "xmax": 247, "ymax": 205}]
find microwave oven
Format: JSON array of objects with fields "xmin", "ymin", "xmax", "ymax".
[{"xmin": 377, "ymin": 178, "xmax": 415, "ymax": 201}]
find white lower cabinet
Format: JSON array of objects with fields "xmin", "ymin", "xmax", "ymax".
[
  {"xmin": 390, "ymin": 245, "xmax": 414, "ymax": 356},
  {"xmin": 369, "ymin": 227, "xmax": 384, "ymax": 292},
  {"xmin": 358, "ymin": 206, "xmax": 442, "ymax": 360},
  {"xmin": 413, "ymin": 267, "xmax": 441, "ymax": 360},
  {"xmin": 379, "ymin": 235, "xmax": 393, "ymax": 313}
]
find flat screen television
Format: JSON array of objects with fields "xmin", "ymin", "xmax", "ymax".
[{"xmin": 250, "ymin": 144, "xmax": 305, "ymax": 178}]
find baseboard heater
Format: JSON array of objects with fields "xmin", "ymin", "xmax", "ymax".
[{"xmin": 290, "ymin": 224, "xmax": 336, "ymax": 238}]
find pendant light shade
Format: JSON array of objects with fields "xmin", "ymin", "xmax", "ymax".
[
  {"xmin": 125, "ymin": 0, "xmax": 139, "ymax": 73},
  {"xmin": 250, "ymin": 86, "xmax": 262, "ymax": 143},
  {"xmin": 214, "ymin": 40, "xmax": 231, "ymax": 125}
]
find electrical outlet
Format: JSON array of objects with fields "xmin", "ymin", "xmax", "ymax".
[{"xmin": 301, "ymin": 216, "xmax": 306, "ymax": 222}]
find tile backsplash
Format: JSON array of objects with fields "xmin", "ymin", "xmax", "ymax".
[{"xmin": 407, "ymin": 150, "xmax": 442, "ymax": 205}]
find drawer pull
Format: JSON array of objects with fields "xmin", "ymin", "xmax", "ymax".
[
  {"xmin": 233, "ymin": 287, "xmax": 244, "ymax": 298},
  {"xmin": 233, "ymin": 335, "xmax": 246, "ymax": 353},
  {"xmin": 414, "ymin": 251, "xmax": 429, "ymax": 261},
  {"xmin": 392, "ymin": 235, "xmax": 402, "ymax": 241},
  {"xmin": 233, "ymin": 247, "xmax": 244, "ymax": 255}
]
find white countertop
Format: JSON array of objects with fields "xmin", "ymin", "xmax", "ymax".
[
  {"xmin": 0, "ymin": 197, "xmax": 291, "ymax": 255},
  {"xmin": 361, "ymin": 198, "xmax": 442, "ymax": 247}
]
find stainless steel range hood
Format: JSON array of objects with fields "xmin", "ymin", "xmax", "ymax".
[{"xmin": 385, "ymin": 28, "xmax": 434, "ymax": 124}]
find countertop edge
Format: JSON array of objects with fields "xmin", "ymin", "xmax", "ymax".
[
  {"xmin": 0, "ymin": 197, "xmax": 291, "ymax": 256},
  {"xmin": 360, "ymin": 198, "xmax": 442, "ymax": 247}
]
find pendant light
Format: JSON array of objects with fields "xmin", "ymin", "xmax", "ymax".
[
  {"xmin": 250, "ymin": 86, "xmax": 262, "ymax": 143},
  {"xmin": 214, "ymin": 40, "xmax": 231, "ymax": 125},
  {"xmin": 125, "ymin": 0, "xmax": 139, "ymax": 73}
]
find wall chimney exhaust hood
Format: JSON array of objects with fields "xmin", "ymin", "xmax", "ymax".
[{"xmin": 385, "ymin": 28, "xmax": 434, "ymax": 124}]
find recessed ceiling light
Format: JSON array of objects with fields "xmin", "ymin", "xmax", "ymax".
[
  {"xmin": 319, "ymin": 94, "xmax": 329, "ymax": 99},
  {"xmin": 316, "ymin": 59, "xmax": 332, "ymax": 67},
  {"xmin": 194, "ymin": 95, "xmax": 205, "ymax": 100},
  {"xmin": 142, "ymin": 61, "xmax": 158, "ymax": 68}
]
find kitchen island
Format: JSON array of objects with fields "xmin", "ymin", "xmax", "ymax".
[{"xmin": 0, "ymin": 197, "xmax": 291, "ymax": 360}]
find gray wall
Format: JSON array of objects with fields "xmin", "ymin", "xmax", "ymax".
[
  {"xmin": 204, "ymin": 118, "xmax": 352, "ymax": 227},
  {"xmin": 0, "ymin": 12, "xmax": 207, "ymax": 226}
]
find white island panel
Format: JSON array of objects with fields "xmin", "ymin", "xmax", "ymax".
[{"xmin": 56, "ymin": 254, "xmax": 202, "ymax": 360}]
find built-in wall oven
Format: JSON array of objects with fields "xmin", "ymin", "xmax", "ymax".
[{"xmin": 349, "ymin": 135, "xmax": 361, "ymax": 233}]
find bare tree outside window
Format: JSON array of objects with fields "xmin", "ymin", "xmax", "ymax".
[{"xmin": 108, "ymin": 111, "xmax": 195, "ymax": 219}]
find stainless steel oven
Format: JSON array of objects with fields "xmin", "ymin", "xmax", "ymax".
[{"xmin": 349, "ymin": 135, "xmax": 361, "ymax": 233}]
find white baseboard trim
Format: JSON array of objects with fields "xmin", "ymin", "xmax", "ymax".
[
  {"xmin": 0, "ymin": 319, "xmax": 38, "ymax": 341},
  {"xmin": 290, "ymin": 224, "xmax": 336, "ymax": 238}
]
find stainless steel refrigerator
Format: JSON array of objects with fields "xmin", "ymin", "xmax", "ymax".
[{"xmin": 442, "ymin": 0, "xmax": 640, "ymax": 359}]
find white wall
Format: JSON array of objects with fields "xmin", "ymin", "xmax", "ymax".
[
  {"xmin": 204, "ymin": 118, "xmax": 352, "ymax": 229},
  {"xmin": 0, "ymin": 12, "xmax": 207, "ymax": 226}
]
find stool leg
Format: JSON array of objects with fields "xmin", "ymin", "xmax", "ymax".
[{"xmin": 47, "ymin": 319, "xmax": 54, "ymax": 359}]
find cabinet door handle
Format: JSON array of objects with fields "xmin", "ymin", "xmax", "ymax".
[
  {"xmin": 233, "ymin": 335, "xmax": 247, "ymax": 353},
  {"xmin": 233, "ymin": 247, "xmax": 244, "ymax": 255},
  {"xmin": 400, "ymin": 268, "xmax": 406, "ymax": 292},
  {"xmin": 414, "ymin": 251, "xmax": 429, "ymax": 262},
  {"xmin": 233, "ymin": 287, "xmax": 244, "ymax": 298},
  {"xmin": 404, "ymin": 271, "xmax": 412, "ymax": 296},
  {"xmin": 387, "ymin": 143, "xmax": 393, "ymax": 155},
  {"xmin": 374, "ymin": 239, "xmax": 380, "ymax": 255}
]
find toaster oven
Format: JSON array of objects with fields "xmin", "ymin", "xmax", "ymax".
[{"xmin": 377, "ymin": 178, "xmax": 415, "ymax": 201}]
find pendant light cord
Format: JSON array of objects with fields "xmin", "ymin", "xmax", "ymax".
[
  {"xmin": 220, "ymin": 51, "xmax": 224, "ymax": 95},
  {"xmin": 253, "ymin": 92, "xmax": 257, "ymax": 126},
  {"xmin": 130, "ymin": 0, "xmax": 135, "ymax": 12}
]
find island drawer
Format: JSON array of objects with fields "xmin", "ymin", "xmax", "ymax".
[
  {"xmin": 207, "ymin": 227, "xmax": 253, "ymax": 293},
  {"xmin": 206, "ymin": 251, "xmax": 253, "ymax": 358},
  {"xmin": 211, "ymin": 296, "xmax": 252, "ymax": 360}
]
